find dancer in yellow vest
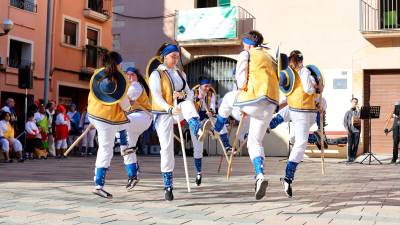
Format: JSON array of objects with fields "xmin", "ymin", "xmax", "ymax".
[
  {"xmin": 121, "ymin": 66, "xmax": 153, "ymax": 191},
  {"xmin": 88, "ymin": 51, "xmax": 133, "ymax": 198},
  {"xmin": 191, "ymin": 78, "xmax": 232, "ymax": 186},
  {"xmin": 211, "ymin": 30, "xmax": 279, "ymax": 200},
  {"xmin": 149, "ymin": 43, "xmax": 211, "ymax": 201},
  {"xmin": 280, "ymin": 50, "xmax": 322, "ymax": 198}
]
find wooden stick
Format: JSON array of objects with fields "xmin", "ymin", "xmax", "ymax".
[
  {"xmin": 226, "ymin": 113, "xmax": 246, "ymax": 180},
  {"xmin": 174, "ymin": 99, "xmax": 191, "ymax": 193},
  {"xmin": 64, "ymin": 124, "xmax": 94, "ymax": 156},
  {"xmin": 198, "ymin": 98, "xmax": 229, "ymax": 172},
  {"xmin": 318, "ymin": 94, "xmax": 326, "ymax": 175}
]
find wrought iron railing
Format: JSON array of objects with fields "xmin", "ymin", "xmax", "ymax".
[
  {"xmin": 360, "ymin": 0, "xmax": 400, "ymax": 32},
  {"xmin": 7, "ymin": 57, "xmax": 33, "ymax": 69},
  {"xmin": 10, "ymin": 0, "xmax": 37, "ymax": 13},
  {"xmin": 83, "ymin": 45, "xmax": 108, "ymax": 69}
]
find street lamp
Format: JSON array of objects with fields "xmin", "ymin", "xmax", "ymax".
[{"xmin": 0, "ymin": 19, "xmax": 14, "ymax": 36}]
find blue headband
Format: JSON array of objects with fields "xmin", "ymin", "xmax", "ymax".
[
  {"xmin": 161, "ymin": 44, "xmax": 179, "ymax": 57},
  {"xmin": 125, "ymin": 67, "xmax": 137, "ymax": 73},
  {"xmin": 200, "ymin": 79, "xmax": 210, "ymax": 86},
  {"xmin": 242, "ymin": 37, "xmax": 256, "ymax": 46}
]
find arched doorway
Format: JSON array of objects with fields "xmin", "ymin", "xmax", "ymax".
[{"xmin": 184, "ymin": 56, "xmax": 237, "ymax": 100}]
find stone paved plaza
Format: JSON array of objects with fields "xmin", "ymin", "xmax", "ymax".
[{"xmin": 0, "ymin": 156, "xmax": 399, "ymax": 225}]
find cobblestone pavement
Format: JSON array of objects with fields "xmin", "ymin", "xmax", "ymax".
[{"xmin": 0, "ymin": 155, "xmax": 399, "ymax": 225}]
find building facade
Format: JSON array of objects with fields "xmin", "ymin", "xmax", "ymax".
[
  {"xmin": 0, "ymin": 0, "xmax": 113, "ymax": 132},
  {"xmin": 0, "ymin": 0, "xmax": 47, "ymax": 131},
  {"xmin": 51, "ymin": 0, "xmax": 113, "ymax": 111},
  {"xmin": 113, "ymin": 0, "xmax": 400, "ymax": 156}
]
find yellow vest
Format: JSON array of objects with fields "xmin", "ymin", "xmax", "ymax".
[
  {"xmin": 192, "ymin": 85, "xmax": 215, "ymax": 112},
  {"xmin": 87, "ymin": 68, "xmax": 129, "ymax": 125},
  {"xmin": 151, "ymin": 69, "xmax": 186, "ymax": 113},
  {"xmin": 287, "ymin": 69, "xmax": 317, "ymax": 112},
  {"xmin": 128, "ymin": 83, "xmax": 152, "ymax": 113},
  {"xmin": 3, "ymin": 122, "xmax": 14, "ymax": 139},
  {"xmin": 235, "ymin": 48, "xmax": 279, "ymax": 106}
]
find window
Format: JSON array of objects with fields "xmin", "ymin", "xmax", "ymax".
[
  {"xmin": 64, "ymin": 20, "xmax": 78, "ymax": 46},
  {"xmin": 87, "ymin": 28, "xmax": 99, "ymax": 46},
  {"xmin": 196, "ymin": 0, "xmax": 230, "ymax": 8},
  {"xmin": 88, "ymin": 0, "xmax": 104, "ymax": 13},
  {"xmin": 86, "ymin": 28, "xmax": 99, "ymax": 68},
  {"xmin": 8, "ymin": 39, "xmax": 32, "ymax": 68},
  {"xmin": 380, "ymin": 0, "xmax": 400, "ymax": 29},
  {"xmin": 10, "ymin": 0, "xmax": 37, "ymax": 13},
  {"xmin": 333, "ymin": 78, "xmax": 347, "ymax": 89},
  {"xmin": 112, "ymin": 34, "xmax": 120, "ymax": 50}
]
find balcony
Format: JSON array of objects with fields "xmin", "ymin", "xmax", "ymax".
[
  {"xmin": 83, "ymin": 0, "xmax": 111, "ymax": 22},
  {"xmin": 360, "ymin": 0, "xmax": 400, "ymax": 39},
  {"xmin": 10, "ymin": 0, "xmax": 37, "ymax": 13},
  {"xmin": 175, "ymin": 6, "xmax": 255, "ymax": 47},
  {"xmin": 7, "ymin": 57, "xmax": 34, "ymax": 69},
  {"xmin": 80, "ymin": 45, "xmax": 108, "ymax": 80}
]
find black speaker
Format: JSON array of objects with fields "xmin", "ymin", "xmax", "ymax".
[{"xmin": 18, "ymin": 66, "xmax": 33, "ymax": 89}]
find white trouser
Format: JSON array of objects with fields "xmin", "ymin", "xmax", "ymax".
[
  {"xmin": 56, "ymin": 139, "xmax": 68, "ymax": 149},
  {"xmin": 89, "ymin": 118, "xmax": 131, "ymax": 168},
  {"xmin": 48, "ymin": 134, "xmax": 56, "ymax": 156},
  {"xmin": 231, "ymin": 106, "xmax": 251, "ymax": 142},
  {"xmin": 189, "ymin": 127, "xmax": 203, "ymax": 159},
  {"xmin": 277, "ymin": 105, "xmax": 290, "ymax": 121},
  {"xmin": 81, "ymin": 125, "xmax": 96, "ymax": 148},
  {"xmin": 155, "ymin": 100, "xmax": 199, "ymax": 172},
  {"xmin": 274, "ymin": 106, "xmax": 295, "ymax": 143},
  {"xmin": 1, "ymin": 138, "xmax": 22, "ymax": 152},
  {"xmin": 287, "ymin": 110, "xmax": 316, "ymax": 163},
  {"xmin": 123, "ymin": 111, "xmax": 152, "ymax": 165},
  {"xmin": 219, "ymin": 91, "xmax": 275, "ymax": 161}
]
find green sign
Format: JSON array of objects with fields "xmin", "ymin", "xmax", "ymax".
[{"xmin": 176, "ymin": 6, "xmax": 238, "ymax": 41}]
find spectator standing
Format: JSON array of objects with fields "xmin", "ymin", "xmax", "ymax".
[
  {"xmin": 67, "ymin": 104, "xmax": 81, "ymax": 151},
  {"xmin": 25, "ymin": 112, "xmax": 41, "ymax": 159},
  {"xmin": 46, "ymin": 101, "xmax": 56, "ymax": 157},
  {"xmin": 343, "ymin": 98, "xmax": 361, "ymax": 163},
  {"xmin": 55, "ymin": 105, "xmax": 70, "ymax": 158}
]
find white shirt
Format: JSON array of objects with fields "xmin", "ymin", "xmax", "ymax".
[
  {"xmin": 56, "ymin": 113, "xmax": 68, "ymax": 125},
  {"xmin": 0, "ymin": 120, "xmax": 7, "ymax": 137},
  {"xmin": 149, "ymin": 64, "xmax": 194, "ymax": 112},
  {"xmin": 235, "ymin": 50, "xmax": 251, "ymax": 89},
  {"xmin": 127, "ymin": 81, "xmax": 143, "ymax": 101},
  {"xmin": 25, "ymin": 120, "xmax": 40, "ymax": 138},
  {"xmin": 1, "ymin": 106, "xmax": 11, "ymax": 113},
  {"xmin": 34, "ymin": 112, "xmax": 45, "ymax": 123},
  {"xmin": 299, "ymin": 66, "xmax": 316, "ymax": 95}
]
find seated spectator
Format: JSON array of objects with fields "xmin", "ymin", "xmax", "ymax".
[
  {"xmin": 25, "ymin": 112, "xmax": 41, "ymax": 160},
  {"xmin": 0, "ymin": 111, "xmax": 24, "ymax": 162},
  {"xmin": 1, "ymin": 98, "xmax": 18, "ymax": 133}
]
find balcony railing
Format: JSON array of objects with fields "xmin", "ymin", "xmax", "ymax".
[
  {"xmin": 10, "ymin": 0, "xmax": 37, "ymax": 13},
  {"xmin": 360, "ymin": 0, "xmax": 400, "ymax": 32},
  {"xmin": 7, "ymin": 57, "xmax": 34, "ymax": 69},
  {"xmin": 81, "ymin": 45, "xmax": 108, "ymax": 79},
  {"xmin": 84, "ymin": 0, "xmax": 111, "ymax": 22},
  {"xmin": 175, "ymin": 6, "xmax": 255, "ymax": 46}
]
